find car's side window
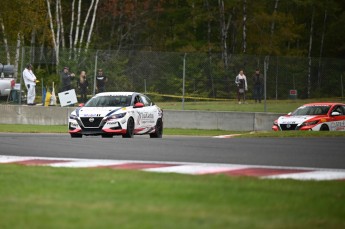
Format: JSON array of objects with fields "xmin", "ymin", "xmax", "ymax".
[
  {"xmin": 333, "ymin": 106, "xmax": 345, "ymax": 115},
  {"xmin": 339, "ymin": 106, "xmax": 345, "ymax": 115},
  {"xmin": 134, "ymin": 95, "xmax": 142, "ymax": 105},
  {"xmin": 140, "ymin": 95, "xmax": 151, "ymax": 106},
  {"xmin": 145, "ymin": 95, "xmax": 154, "ymax": 105}
]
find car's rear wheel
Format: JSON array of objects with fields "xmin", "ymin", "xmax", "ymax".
[
  {"xmin": 122, "ymin": 118, "xmax": 134, "ymax": 138},
  {"xmin": 70, "ymin": 133, "xmax": 82, "ymax": 138},
  {"xmin": 150, "ymin": 118, "xmax": 163, "ymax": 138},
  {"xmin": 320, "ymin": 124, "xmax": 329, "ymax": 131}
]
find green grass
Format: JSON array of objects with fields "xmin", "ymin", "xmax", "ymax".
[
  {"xmin": 0, "ymin": 124, "xmax": 68, "ymax": 133},
  {"xmin": 156, "ymin": 99, "xmax": 344, "ymax": 113},
  {"xmin": 0, "ymin": 164, "xmax": 344, "ymax": 229},
  {"xmin": 0, "ymin": 124, "xmax": 233, "ymax": 135}
]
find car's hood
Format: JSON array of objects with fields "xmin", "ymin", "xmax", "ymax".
[
  {"xmin": 278, "ymin": 115, "xmax": 317, "ymax": 125},
  {"xmin": 76, "ymin": 107, "xmax": 124, "ymax": 117}
]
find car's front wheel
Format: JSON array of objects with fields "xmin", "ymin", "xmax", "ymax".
[
  {"xmin": 150, "ymin": 118, "xmax": 163, "ymax": 138},
  {"xmin": 320, "ymin": 124, "xmax": 329, "ymax": 131},
  {"xmin": 122, "ymin": 118, "xmax": 134, "ymax": 138}
]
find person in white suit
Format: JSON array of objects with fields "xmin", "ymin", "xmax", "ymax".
[{"xmin": 22, "ymin": 64, "xmax": 37, "ymax": 105}]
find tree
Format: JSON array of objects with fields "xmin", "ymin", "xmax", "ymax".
[
  {"xmin": 46, "ymin": 0, "xmax": 100, "ymax": 65},
  {"xmin": 0, "ymin": 0, "xmax": 47, "ymax": 77},
  {"xmin": 218, "ymin": 0, "xmax": 232, "ymax": 71},
  {"xmin": 0, "ymin": 16, "xmax": 11, "ymax": 64},
  {"xmin": 1, "ymin": 0, "xmax": 345, "ymax": 63},
  {"xmin": 307, "ymin": 7, "xmax": 315, "ymax": 98}
]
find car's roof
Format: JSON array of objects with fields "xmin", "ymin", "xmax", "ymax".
[
  {"xmin": 302, "ymin": 102, "xmax": 345, "ymax": 106},
  {"xmin": 94, "ymin": 92, "xmax": 137, "ymax": 97}
]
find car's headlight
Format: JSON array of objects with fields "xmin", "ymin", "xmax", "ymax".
[
  {"xmin": 301, "ymin": 120, "xmax": 319, "ymax": 126},
  {"xmin": 69, "ymin": 114, "xmax": 78, "ymax": 120},
  {"xmin": 107, "ymin": 112, "xmax": 126, "ymax": 120}
]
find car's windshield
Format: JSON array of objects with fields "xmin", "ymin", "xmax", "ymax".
[
  {"xmin": 84, "ymin": 95, "xmax": 131, "ymax": 107},
  {"xmin": 291, "ymin": 105, "xmax": 330, "ymax": 116}
]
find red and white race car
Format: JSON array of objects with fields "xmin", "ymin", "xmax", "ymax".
[{"xmin": 272, "ymin": 102, "xmax": 345, "ymax": 131}]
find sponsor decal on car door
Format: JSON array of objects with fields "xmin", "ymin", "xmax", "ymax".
[
  {"xmin": 140, "ymin": 106, "xmax": 156, "ymax": 128},
  {"xmin": 329, "ymin": 106, "xmax": 345, "ymax": 131},
  {"xmin": 330, "ymin": 119, "xmax": 345, "ymax": 131}
]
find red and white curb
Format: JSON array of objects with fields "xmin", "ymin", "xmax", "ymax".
[
  {"xmin": 213, "ymin": 134, "xmax": 243, "ymax": 138},
  {"xmin": 1, "ymin": 155, "xmax": 345, "ymax": 181}
]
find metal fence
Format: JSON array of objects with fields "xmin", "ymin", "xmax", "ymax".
[{"xmin": 1, "ymin": 46, "xmax": 345, "ymax": 105}]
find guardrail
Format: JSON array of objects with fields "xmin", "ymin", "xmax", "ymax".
[{"xmin": 0, "ymin": 105, "xmax": 283, "ymax": 131}]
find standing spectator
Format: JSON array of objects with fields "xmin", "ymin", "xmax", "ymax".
[
  {"xmin": 77, "ymin": 70, "xmax": 89, "ymax": 103},
  {"xmin": 253, "ymin": 69, "xmax": 264, "ymax": 103},
  {"xmin": 96, "ymin": 69, "xmax": 108, "ymax": 93},
  {"xmin": 22, "ymin": 64, "xmax": 37, "ymax": 105},
  {"xmin": 60, "ymin": 66, "xmax": 75, "ymax": 92},
  {"xmin": 235, "ymin": 69, "xmax": 248, "ymax": 104}
]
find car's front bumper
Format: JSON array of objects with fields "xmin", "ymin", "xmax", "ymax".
[
  {"xmin": 272, "ymin": 124, "xmax": 315, "ymax": 131},
  {"xmin": 68, "ymin": 118, "xmax": 125, "ymax": 135}
]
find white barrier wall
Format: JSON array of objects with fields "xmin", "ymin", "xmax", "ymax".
[
  {"xmin": 0, "ymin": 105, "xmax": 74, "ymax": 126},
  {"xmin": 0, "ymin": 105, "xmax": 282, "ymax": 131},
  {"xmin": 164, "ymin": 110, "xmax": 281, "ymax": 131}
]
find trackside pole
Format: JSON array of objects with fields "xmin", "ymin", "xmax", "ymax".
[
  {"xmin": 93, "ymin": 50, "xmax": 99, "ymax": 96},
  {"xmin": 182, "ymin": 53, "xmax": 186, "ymax": 110},
  {"xmin": 341, "ymin": 74, "xmax": 344, "ymax": 100},
  {"xmin": 264, "ymin": 56, "xmax": 268, "ymax": 112}
]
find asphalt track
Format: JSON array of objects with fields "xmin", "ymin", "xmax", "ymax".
[{"xmin": 0, "ymin": 133, "xmax": 344, "ymax": 170}]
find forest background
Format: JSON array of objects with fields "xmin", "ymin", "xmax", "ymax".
[{"xmin": 1, "ymin": 0, "xmax": 345, "ymax": 100}]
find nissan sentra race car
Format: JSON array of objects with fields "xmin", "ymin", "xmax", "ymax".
[
  {"xmin": 68, "ymin": 92, "xmax": 163, "ymax": 138},
  {"xmin": 272, "ymin": 102, "xmax": 345, "ymax": 131},
  {"xmin": 0, "ymin": 78, "xmax": 15, "ymax": 97}
]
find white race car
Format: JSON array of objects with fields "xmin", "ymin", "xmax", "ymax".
[
  {"xmin": 0, "ymin": 78, "xmax": 15, "ymax": 97},
  {"xmin": 0, "ymin": 64, "xmax": 15, "ymax": 97},
  {"xmin": 68, "ymin": 92, "xmax": 163, "ymax": 138}
]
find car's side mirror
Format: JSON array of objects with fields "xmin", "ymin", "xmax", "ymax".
[
  {"xmin": 331, "ymin": 111, "xmax": 341, "ymax": 116},
  {"xmin": 287, "ymin": 112, "xmax": 292, "ymax": 115},
  {"xmin": 134, "ymin": 102, "xmax": 144, "ymax": 108}
]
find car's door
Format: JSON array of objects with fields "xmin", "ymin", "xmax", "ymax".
[
  {"xmin": 132, "ymin": 94, "xmax": 145, "ymax": 130},
  {"xmin": 329, "ymin": 105, "xmax": 345, "ymax": 131},
  {"xmin": 138, "ymin": 94, "xmax": 157, "ymax": 129}
]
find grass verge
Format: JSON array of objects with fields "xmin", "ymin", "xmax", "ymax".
[
  {"xmin": 156, "ymin": 99, "xmax": 345, "ymax": 113},
  {"xmin": 0, "ymin": 164, "xmax": 344, "ymax": 229}
]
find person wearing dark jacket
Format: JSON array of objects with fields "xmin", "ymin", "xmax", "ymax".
[
  {"xmin": 96, "ymin": 69, "xmax": 108, "ymax": 93},
  {"xmin": 60, "ymin": 66, "xmax": 75, "ymax": 92},
  {"xmin": 77, "ymin": 71, "xmax": 89, "ymax": 103},
  {"xmin": 253, "ymin": 69, "xmax": 263, "ymax": 103}
]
